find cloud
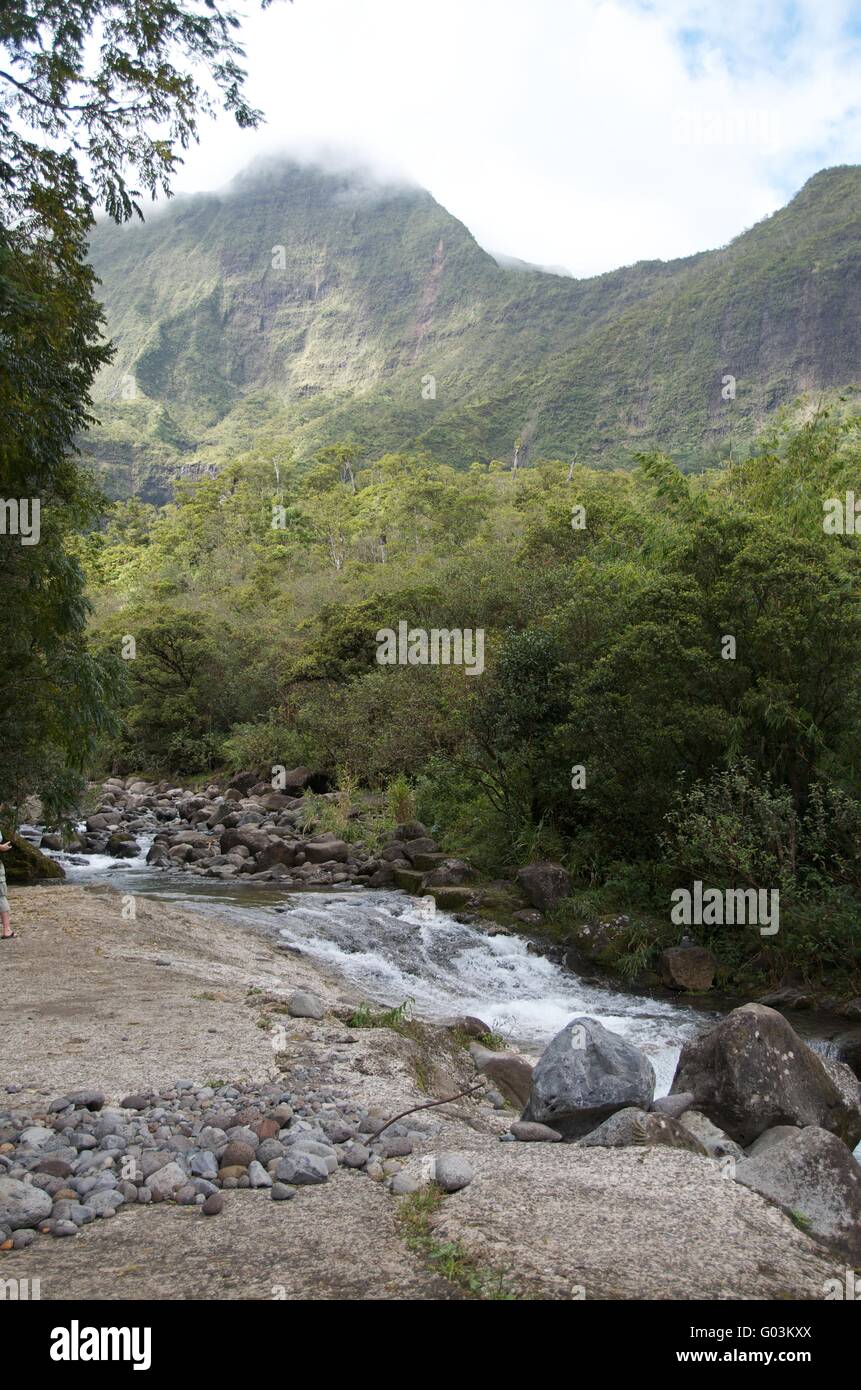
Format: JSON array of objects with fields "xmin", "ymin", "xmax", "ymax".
[{"xmin": 167, "ymin": 0, "xmax": 861, "ymax": 276}]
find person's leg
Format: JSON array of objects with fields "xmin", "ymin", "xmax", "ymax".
[{"xmin": 1, "ymin": 908, "xmax": 11, "ymax": 937}]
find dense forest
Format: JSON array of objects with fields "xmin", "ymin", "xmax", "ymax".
[{"xmin": 64, "ymin": 406, "xmax": 861, "ymax": 993}]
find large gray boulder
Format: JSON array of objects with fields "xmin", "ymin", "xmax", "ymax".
[
  {"xmin": 522, "ymin": 1017, "xmax": 655, "ymax": 1139},
  {"xmin": 734, "ymin": 1126, "xmax": 861, "ymax": 1262},
  {"xmin": 0, "ymin": 1177, "xmax": 52, "ymax": 1230},
  {"xmin": 516, "ymin": 861, "xmax": 571, "ymax": 914},
  {"xmin": 670, "ymin": 1004, "xmax": 861, "ymax": 1148}
]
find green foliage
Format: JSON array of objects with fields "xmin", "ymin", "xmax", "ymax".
[
  {"xmin": 0, "ymin": 0, "xmax": 274, "ymax": 816},
  {"xmin": 86, "ymin": 409, "xmax": 861, "ymax": 990},
  {"xmin": 398, "ymin": 1187, "xmax": 517, "ymax": 1300},
  {"xmin": 221, "ymin": 715, "xmax": 311, "ymax": 773},
  {"xmin": 346, "ymin": 997, "xmax": 415, "ymax": 1031}
]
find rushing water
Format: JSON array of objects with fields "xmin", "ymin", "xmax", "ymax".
[{"xmin": 36, "ymin": 831, "xmax": 714, "ymax": 1095}]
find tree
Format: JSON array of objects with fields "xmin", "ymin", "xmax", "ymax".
[{"xmin": 0, "ymin": 0, "xmax": 283, "ymax": 819}]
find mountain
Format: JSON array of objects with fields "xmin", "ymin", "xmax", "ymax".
[{"xmin": 84, "ymin": 159, "xmax": 861, "ymax": 500}]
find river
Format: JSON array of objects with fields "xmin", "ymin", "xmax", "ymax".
[{"xmin": 37, "ymin": 833, "xmax": 720, "ymax": 1095}]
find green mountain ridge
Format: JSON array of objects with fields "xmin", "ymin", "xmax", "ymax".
[{"xmin": 84, "ymin": 159, "xmax": 861, "ymax": 500}]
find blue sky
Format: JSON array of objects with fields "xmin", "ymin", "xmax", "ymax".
[{"xmin": 172, "ymin": 0, "xmax": 861, "ymax": 276}]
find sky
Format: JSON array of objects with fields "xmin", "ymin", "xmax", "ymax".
[{"xmin": 170, "ymin": 0, "xmax": 861, "ymax": 277}]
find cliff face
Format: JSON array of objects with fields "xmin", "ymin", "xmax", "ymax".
[{"xmin": 85, "ymin": 160, "xmax": 861, "ymax": 499}]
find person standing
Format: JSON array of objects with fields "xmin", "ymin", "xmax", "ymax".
[{"xmin": 0, "ymin": 841, "xmax": 15, "ymax": 939}]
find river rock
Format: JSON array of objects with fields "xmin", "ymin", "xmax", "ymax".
[
  {"xmin": 734, "ymin": 1126, "xmax": 861, "ymax": 1261},
  {"xmin": 423, "ymin": 858, "xmax": 475, "ymax": 887},
  {"xmin": 650, "ymin": 1092, "xmax": 695, "ymax": 1119},
  {"xmin": 677, "ymin": 1110, "xmax": 743, "ymax": 1159},
  {"xmin": 510, "ymin": 1121, "xmax": 562, "ymax": 1142},
  {"xmin": 247, "ymin": 1161, "xmax": 272, "ymax": 1188},
  {"xmin": 433, "ymin": 1152, "xmax": 474, "ymax": 1192},
  {"xmin": 745, "ymin": 1125, "xmax": 803, "ymax": 1157},
  {"xmin": 87, "ymin": 1189, "xmax": 125, "ymax": 1217},
  {"xmin": 578, "ymin": 1107, "xmax": 707, "ymax": 1154},
  {"xmin": 221, "ymin": 1140, "xmax": 254, "ymax": 1169},
  {"xmin": 522, "ymin": 1017, "xmax": 655, "ymax": 1139},
  {"xmin": 0, "ymin": 1178, "xmax": 52, "ymax": 1229},
  {"xmin": 670, "ymin": 1004, "xmax": 861, "ymax": 1148},
  {"xmin": 147, "ymin": 1162, "xmax": 189, "ymax": 1199},
  {"xmin": 659, "ymin": 944, "xmax": 717, "ymax": 992},
  {"xmin": 515, "ymin": 861, "xmax": 571, "ymax": 914},
  {"xmin": 470, "ymin": 1044, "xmax": 534, "ymax": 1109},
  {"xmin": 287, "ymin": 990, "xmax": 325, "ymax": 1020},
  {"xmin": 303, "ymin": 840, "xmax": 349, "ymax": 864},
  {"xmin": 275, "ymin": 1152, "xmax": 329, "ymax": 1185}
]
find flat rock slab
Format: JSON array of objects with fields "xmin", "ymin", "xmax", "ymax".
[
  {"xmin": 0, "ymin": 1177, "xmax": 461, "ymax": 1301},
  {"xmin": 427, "ymin": 1146, "xmax": 842, "ymax": 1300}
]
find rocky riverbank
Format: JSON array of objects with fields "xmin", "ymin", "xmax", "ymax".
[
  {"xmin": 27, "ymin": 773, "xmax": 861, "ymax": 1036},
  {"xmin": 1, "ymin": 882, "xmax": 858, "ymax": 1299}
]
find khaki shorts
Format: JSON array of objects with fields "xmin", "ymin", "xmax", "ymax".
[{"xmin": 0, "ymin": 898, "xmax": 9, "ymax": 914}]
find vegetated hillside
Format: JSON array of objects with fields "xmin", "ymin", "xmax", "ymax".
[{"xmin": 84, "ymin": 159, "xmax": 861, "ymax": 500}]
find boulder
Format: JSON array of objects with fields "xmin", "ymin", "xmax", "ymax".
[
  {"xmin": 225, "ymin": 772, "xmax": 259, "ymax": 795},
  {"xmin": 394, "ymin": 821, "xmax": 427, "ymax": 842},
  {"xmin": 106, "ymin": 834, "xmax": 140, "ymax": 858},
  {"xmin": 510, "ymin": 1121, "xmax": 562, "ymax": 1142},
  {"xmin": 522, "ymin": 1017, "xmax": 655, "ymax": 1139},
  {"xmin": 275, "ymin": 1151, "xmax": 329, "ymax": 1185},
  {"xmin": 420, "ymin": 856, "xmax": 475, "ymax": 889},
  {"xmin": 409, "ymin": 853, "xmax": 447, "ymax": 872},
  {"xmin": 236, "ymin": 828, "xmax": 270, "ymax": 855},
  {"xmin": 470, "ymin": 1044, "xmax": 534, "ymax": 1109},
  {"xmin": 676, "ymin": 1110, "xmax": 743, "ymax": 1159},
  {"xmin": 745, "ymin": 1125, "xmax": 803, "ymax": 1158},
  {"xmin": 659, "ymin": 944, "xmax": 717, "ymax": 992},
  {"xmin": 2, "ymin": 831, "xmax": 64, "ymax": 883},
  {"xmin": 303, "ymin": 839, "xmax": 349, "ymax": 864},
  {"xmin": 670, "ymin": 1004, "xmax": 861, "ymax": 1148},
  {"xmin": 0, "ymin": 1177, "xmax": 52, "ymax": 1229},
  {"xmin": 515, "ymin": 861, "xmax": 570, "ymax": 914},
  {"xmin": 566, "ymin": 916, "xmax": 630, "ymax": 964},
  {"xmin": 287, "ymin": 991, "xmax": 325, "ymax": 1020},
  {"xmin": 402, "ymin": 838, "xmax": 439, "ymax": 863},
  {"xmin": 393, "ymin": 868, "xmax": 425, "ymax": 893},
  {"xmin": 147, "ymin": 1162, "xmax": 189, "ymax": 1199},
  {"xmin": 577, "ymin": 1107, "xmax": 708, "ymax": 1155},
  {"xmin": 433, "ymin": 1152, "xmax": 473, "ymax": 1192},
  {"xmin": 734, "ymin": 1126, "xmax": 861, "ymax": 1262},
  {"xmin": 254, "ymin": 841, "xmax": 296, "ymax": 871},
  {"xmin": 380, "ymin": 843, "xmax": 409, "ymax": 863},
  {"xmin": 649, "ymin": 1092, "xmax": 695, "ymax": 1119},
  {"xmin": 278, "ymin": 767, "xmax": 317, "ymax": 793},
  {"xmin": 833, "ymin": 1029, "xmax": 861, "ymax": 1081},
  {"xmin": 427, "ymin": 886, "xmax": 473, "ymax": 911}
]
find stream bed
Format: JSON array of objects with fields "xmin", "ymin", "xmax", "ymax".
[{"xmin": 35, "ymin": 832, "xmax": 854, "ymax": 1102}]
